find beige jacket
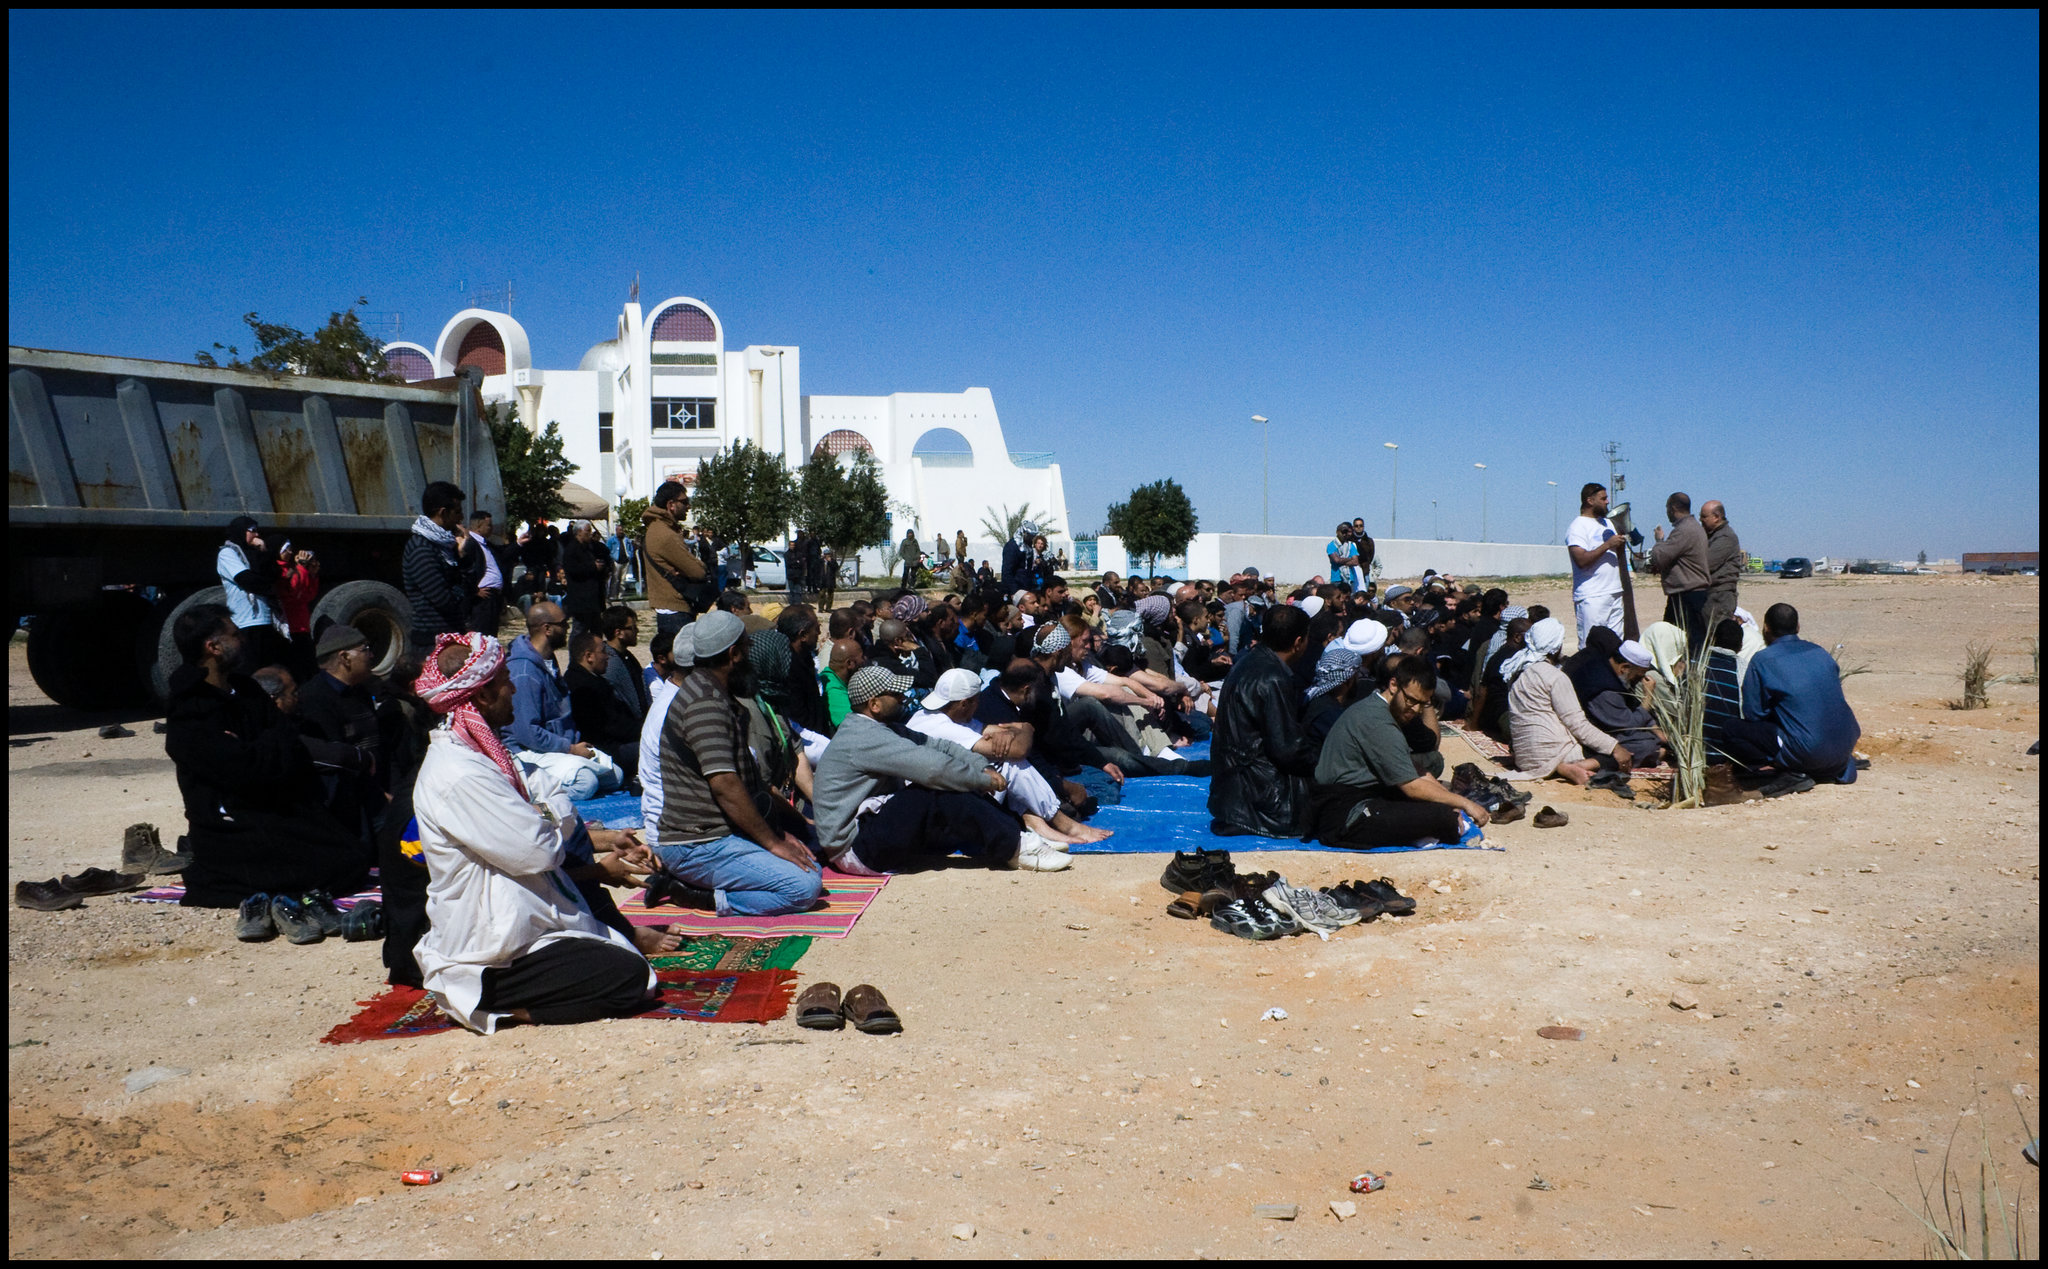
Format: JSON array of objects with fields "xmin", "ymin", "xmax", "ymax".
[
  {"xmin": 642, "ymin": 505, "xmax": 706, "ymax": 611},
  {"xmin": 1506, "ymin": 660, "xmax": 1617, "ymax": 778}
]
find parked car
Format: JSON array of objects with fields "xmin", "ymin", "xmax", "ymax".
[
  {"xmin": 1779, "ymin": 557, "xmax": 1813, "ymax": 579},
  {"xmin": 746, "ymin": 546, "xmax": 788, "ymax": 589}
]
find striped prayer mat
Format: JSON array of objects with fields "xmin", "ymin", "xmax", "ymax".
[
  {"xmin": 129, "ymin": 884, "xmax": 382, "ymax": 908},
  {"xmin": 617, "ymin": 870, "xmax": 888, "ymax": 938}
]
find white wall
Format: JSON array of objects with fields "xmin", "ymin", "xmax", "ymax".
[{"xmin": 1098, "ymin": 533, "xmax": 1568, "ymax": 582}]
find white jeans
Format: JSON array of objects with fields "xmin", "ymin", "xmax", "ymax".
[{"xmin": 1574, "ymin": 592, "xmax": 1624, "ymax": 645}]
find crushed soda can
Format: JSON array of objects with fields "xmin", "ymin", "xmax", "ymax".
[
  {"xmin": 1349, "ymin": 1171, "xmax": 1387, "ymax": 1194},
  {"xmin": 401, "ymin": 1169, "xmax": 443, "ymax": 1186}
]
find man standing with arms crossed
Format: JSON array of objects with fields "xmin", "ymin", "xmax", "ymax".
[
  {"xmin": 1565, "ymin": 483, "xmax": 1628, "ymax": 645},
  {"xmin": 1700, "ymin": 500, "xmax": 1742, "ymax": 631}
]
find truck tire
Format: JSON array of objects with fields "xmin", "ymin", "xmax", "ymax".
[
  {"xmin": 310, "ymin": 581, "xmax": 414, "ymax": 679},
  {"xmin": 148, "ymin": 586, "xmax": 227, "ymax": 704},
  {"xmin": 27, "ymin": 590, "xmax": 154, "ymax": 712}
]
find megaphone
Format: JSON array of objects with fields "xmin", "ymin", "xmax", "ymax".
[{"xmin": 1610, "ymin": 501, "xmax": 1645, "ymax": 550}]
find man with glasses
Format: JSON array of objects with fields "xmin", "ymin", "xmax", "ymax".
[
  {"xmin": 1306, "ymin": 657, "xmax": 1493, "ymax": 850},
  {"xmin": 502, "ymin": 600, "xmax": 623, "ymax": 800}
]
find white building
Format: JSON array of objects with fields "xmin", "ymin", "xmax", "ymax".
[{"xmin": 385, "ymin": 297, "xmax": 1068, "ymax": 565}]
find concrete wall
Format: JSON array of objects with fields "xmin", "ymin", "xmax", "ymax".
[{"xmin": 1096, "ymin": 533, "xmax": 1568, "ymax": 583}]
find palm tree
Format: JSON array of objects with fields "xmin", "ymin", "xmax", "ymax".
[{"xmin": 979, "ymin": 502, "xmax": 1062, "ymax": 544}]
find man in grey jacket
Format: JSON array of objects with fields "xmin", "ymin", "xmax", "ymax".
[
  {"xmin": 1700, "ymin": 500, "xmax": 1742, "ymax": 631},
  {"xmin": 1647, "ymin": 491, "xmax": 1712, "ymax": 653},
  {"xmin": 813, "ymin": 667, "xmax": 1071, "ymax": 875}
]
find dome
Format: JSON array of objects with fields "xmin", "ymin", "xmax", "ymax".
[{"xmin": 579, "ymin": 338, "xmax": 627, "ymax": 372}]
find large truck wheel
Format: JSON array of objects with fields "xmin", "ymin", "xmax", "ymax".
[
  {"xmin": 311, "ymin": 581, "xmax": 414, "ymax": 678},
  {"xmin": 148, "ymin": 587, "xmax": 226, "ymax": 704},
  {"xmin": 26, "ymin": 590, "xmax": 154, "ymax": 712}
]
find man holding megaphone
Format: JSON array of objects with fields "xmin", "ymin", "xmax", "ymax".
[{"xmin": 1566, "ymin": 483, "xmax": 1631, "ymax": 644}]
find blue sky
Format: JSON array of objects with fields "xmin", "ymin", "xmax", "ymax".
[{"xmin": 8, "ymin": 11, "xmax": 2038, "ymax": 559}]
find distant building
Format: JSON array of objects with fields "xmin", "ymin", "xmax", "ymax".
[
  {"xmin": 1961, "ymin": 551, "xmax": 2040, "ymax": 573},
  {"xmin": 385, "ymin": 298, "xmax": 1069, "ymax": 561}
]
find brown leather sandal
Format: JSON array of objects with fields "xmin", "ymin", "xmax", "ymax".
[
  {"xmin": 794, "ymin": 982, "xmax": 845, "ymax": 1030},
  {"xmin": 841, "ymin": 984, "xmax": 902, "ymax": 1035},
  {"xmin": 1166, "ymin": 890, "xmax": 1204, "ymax": 919}
]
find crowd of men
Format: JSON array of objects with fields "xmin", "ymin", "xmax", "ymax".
[{"xmin": 164, "ymin": 476, "xmax": 1863, "ymax": 1031}]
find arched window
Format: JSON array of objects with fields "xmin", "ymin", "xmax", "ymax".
[
  {"xmin": 385, "ymin": 347, "xmax": 435, "ymax": 382},
  {"xmin": 912, "ymin": 427, "xmax": 974, "ymax": 467},
  {"xmin": 651, "ymin": 304, "xmax": 716, "ymax": 341},
  {"xmin": 813, "ymin": 429, "xmax": 875, "ymax": 459},
  {"xmin": 456, "ymin": 323, "xmax": 505, "ymax": 375}
]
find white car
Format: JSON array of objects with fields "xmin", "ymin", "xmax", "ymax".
[{"xmin": 746, "ymin": 546, "xmax": 787, "ymax": 589}]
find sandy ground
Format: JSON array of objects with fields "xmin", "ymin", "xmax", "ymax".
[{"xmin": 7, "ymin": 575, "xmax": 2039, "ymax": 1259}]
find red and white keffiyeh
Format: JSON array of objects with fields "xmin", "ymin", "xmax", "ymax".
[{"xmin": 415, "ymin": 631, "xmax": 526, "ymax": 797}]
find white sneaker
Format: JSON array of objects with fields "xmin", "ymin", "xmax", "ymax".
[{"xmin": 1013, "ymin": 831, "xmax": 1073, "ymax": 872}]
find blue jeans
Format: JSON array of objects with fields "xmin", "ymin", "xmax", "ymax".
[
  {"xmin": 1070, "ymin": 764, "xmax": 1125, "ymax": 807},
  {"xmin": 655, "ymin": 835, "xmax": 823, "ymax": 917}
]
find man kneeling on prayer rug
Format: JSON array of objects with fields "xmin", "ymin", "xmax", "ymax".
[{"xmin": 410, "ymin": 632, "xmax": 660, "ymax": 1033}]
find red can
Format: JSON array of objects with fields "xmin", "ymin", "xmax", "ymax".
[
  {"xmin": 401, "ymin": 1169, "xmax": 443, "ymax": 1186},
  {"xmin": 1349, "ymin": 1172, "xmax": 1386, "ymax": 1194}
]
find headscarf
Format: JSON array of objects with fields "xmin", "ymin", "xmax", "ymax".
[
  {"xmin": 1135, "ymin": 595, "xmax": 1171, "ymax": 628},
  {"xmin": 1500, "ymin": 605, "xmax": 1529, "ymax": 623},
  {"xmin": 1034, "ymin": 623, "xmax": 1071, "ymax": 654},
  {"xmin": 748, "ymin": 627, "xmax": 793, "ymax": 683},
  {"xmin": 892, "ymin": 594, "xmax": 929, "ymax": 622},
  {"xmin": 1640, "ymin": 622, "xmax": 1688, "ymax": 685},
  {"xmin": 415, "ymin": 632, "xmax": 525, "ymax": 797},
  {"xmin": 1501, "ymin": 617, "xmax": 1564, "ymax": 685},
  {"xmin": 1306, "ymin": 644, "xmax": 1362, "ymax": 701},
  {"xmin": 1013, "ymin": 520, "xmax": 1040, "ymax": 550}
]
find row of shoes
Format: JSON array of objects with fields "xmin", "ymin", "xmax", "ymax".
[
  {"xmin": 237, "ymin": 890, "xmax": 384, "ymax": 944},
  {"xmin": 1160, "ymin": 847, "xmax": 1419, "ymax": 942},
  {"xmin": 1449, "ymin": 763, "xmax": 1534, "ymax": 821}
]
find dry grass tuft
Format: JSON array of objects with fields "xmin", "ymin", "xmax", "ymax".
[{"xmin": 1952, "ymin": 642, "xmax": 1994, "ymax": 710}]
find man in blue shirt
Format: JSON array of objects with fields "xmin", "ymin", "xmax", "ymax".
[
  {"xmin": 1742, "ymin": 603, "xmax": 1861, "ymax": 787},
  {"xmin": 500, "ymin": 600, "xmax": 623, "ymax": 799}
]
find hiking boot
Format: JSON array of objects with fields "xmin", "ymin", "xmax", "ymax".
[
  {"xmin": 1449, "ymin": 762, "xmax": 1488, "ymax": 800},
  {"xmin": 269, "ymin": 893, "xmax": 326, "ymax": 944},
  {"xmin": 1262, "ymin": 879, "xmax": 1360, "ymax": 939},
  {"xmin": 235, "ymin": 893, "xmax": 276, "ymax": 941},
  {"xmin": 1159, "ymin": 848, "xmax": 1233, "ymax": 895},
  {"xmin": 1360, "ymin": 877, "xmax": 1417, "ymax": 916},
  {"xmin": 15, "ymin": 879, "xmax": 84, "ymax": 911},
  {"xmin": 1532, "ymin": 805, "xmax": 1570, "ymax": 829},
  {"xmin": 1702, "ymin": 763, "xmax": 1747, "ymax": 807},
  {"xmin": 1013, "ymin": 831, "xmax": 1073, "ymax": 872},
  {"xmin": 300, "ymin": 889, "xmax": 347, "ymax": 937},
  {"xmin": 58, "ymin": 867, "xmax": 146, "ymax": 896},
  {"xmin": 340, "ymin": 901, "xmax": 386, "ymax": 942},
  {"xmin": 1758, "ymin": 771, "xmax": 1816, "ymax": 799},
  {"xmin": 122, "ymin": 823, "xmax": 189, "ymax": 875}
]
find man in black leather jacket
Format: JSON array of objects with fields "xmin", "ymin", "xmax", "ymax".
[{"xmin": 1208, "ymin": 604, "xmax": 1318, "ymax": 837}]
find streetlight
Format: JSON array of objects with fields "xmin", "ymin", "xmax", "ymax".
[
  {"xmin": 1383, "ymin": 442, "xmax": 1399, "ymax": 538},
  {"xmin": 1546, "ymin": 481, "xmax": 1559, "ymax": 544},
  {"xmin": 1432, "ymin": 499, "xmax": 1439, "ymax": 540},
  {"xmin": 1251, "ymin": 416, "xmax": 1269, "ymax": 534},
  {"xmin": 1474, "ymin": 463, "xmax": 1488, "ymax": 541}
]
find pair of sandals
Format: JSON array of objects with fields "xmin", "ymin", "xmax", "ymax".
[
  {"xmin": 1588, "ymin": 769, "xmax": 1635, "ymax": 799},
  {"xmin": 794, "ymin": 982, "xmax": 901, "ymax": 1034},
  {"xmin": 1167, "ymin": 867, "xmax": 1281, "ymax": 920}
]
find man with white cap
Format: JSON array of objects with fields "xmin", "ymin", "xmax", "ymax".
[
  {"xmin": 815, "ymin": 666, "xmax": 1071, "ymax": 874},
  {"xmin": 1567, "ymin": 634, "xmax": 1667, "ymax": 769},
  {"xmin": 1302, "ymin": 618, "xmax": 1390, "ymax": 747},
  {"xmin": 908, "ymin": 669, "xmax": 1112, "ymax": 847},
  {"xmin": 1500, "ymin": 616, "xmax": 1630, "ymax": 784},
  {"xmin": 648, "ymin": 611, "xmax": 826, "ymax": 917}
]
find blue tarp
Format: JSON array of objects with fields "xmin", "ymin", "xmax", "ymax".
[{"xmin": 577, "ymin": 739, "xmax": 1498, "ymax": 856}]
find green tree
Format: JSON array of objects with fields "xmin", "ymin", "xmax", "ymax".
[
  {"xmin": 484, "ymin": 400, "xmax": 573, "ymax": 528},
  {"xmin": 196, "ymin": 299, "xmax": 400, "ymax": 382},
  {"xmin": 693, "ymin": 440, "xmax": 797, "ymax": 553},
  {"xmin": 798, "ymin": 448, "xmax": 893, "ymax": 561},
  {"xmin": 616, "ymin": 496, "xmax": 651, "ymax": 539},
  {"xmin": 1917, "ymin": 549, "xmax": 1928, "ymax": 567},
  {"xmin": 1104, "ymin": 478, "xmax": 1199, "ymax": 578}
]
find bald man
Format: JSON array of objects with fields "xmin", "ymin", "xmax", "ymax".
[
  {"xmin": 820, "ymin": 636, "xmax": 865, "ymax": 729},
  {"xmin": 1700, "ymin": 500, "xmax": 1742, "ymax": 631},
  {"xmin": 502, "ymin": 600, "xmax": 622, "ymax": 799}
]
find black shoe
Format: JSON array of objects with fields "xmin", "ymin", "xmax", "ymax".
[
  {"xmin": 1487, "ymin": 775, "xmax": 1532, "ymax": 806},
  {"xmin": 15, "ymin": 879, "xmax": 84, "ymax": 911},
  {"xmin": 644, "ymin": 874, "xmax": 716, "ymax": 910},
  {"xmin": 340, "ymin": 900, "xmax": 386, "ymax": 942},
  {"xmin": 1361, "ymin": 877, "xmax": 1417, "ymax": 916},
  {"xmin": 269, "ymin": 893, "xmax": 326, "ymax": 944},
  {"xmin": 97, "ymin": 723, "xmax": 135, "ymax": 739},
  {"xmin": 1324, "ymin": 882, "xmax": 1387, "ymax": 923},
  {"xmin": 1449, "ymin": 762, "xmax": 1487, "ymax": 799},
  {"xmin": 235, "ymin": 893, "xmax": 276, "ymax": 941},
  {"xmin": 1758, "ymin": 771, "xmax": 1816, "ymax": 798},
  {"xmin": 59, "ymin": 867, "xmax": 146, "ymax": 896},
  {"xmin": 300, "ymin": 889, "xmax": 347, "ymax": 937},
  {"xmin": 1159, "ymin": 848, "xmax": 1234, "ymax": 895}
]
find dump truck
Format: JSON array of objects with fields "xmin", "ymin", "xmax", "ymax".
[{"xmin": 8, "ymin": 347, "xmax": 504, "ymax": 711}]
